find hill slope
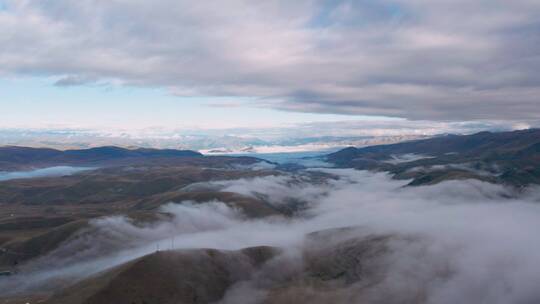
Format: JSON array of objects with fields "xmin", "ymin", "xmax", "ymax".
[
  {"xmin": 326, "ymin": 129, "xmax": 540, "ymax": 186},
  {"xmin": 0, "ymin": 146, "xmax": 203, "ymax": 170},
  {"xmin": 45, "ymin": 246, "xmax": 278, "ymax": 304}
]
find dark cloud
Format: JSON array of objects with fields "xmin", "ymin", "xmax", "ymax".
[{"xmin": 0, "ymin": 0, "xmax": 539, "ymax": 120}]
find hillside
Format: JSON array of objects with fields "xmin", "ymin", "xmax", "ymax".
[
  {"xmin": 326, "ymin": 129, "xmax": 540, "ymax": 187},
  {"xmin": 42, "ymin": 228, "xmax": 398, "ymax": 304},
  {"xmin": 0, "ymin": 155, "xmax": 279, "ymax": 270},
  {"xmin": 0, "ymin": 146, "xmax": 203, "ymax": 170},
  {"xmin": 45, "ymin": 246, "xmax": 279, "ymax": 304}
]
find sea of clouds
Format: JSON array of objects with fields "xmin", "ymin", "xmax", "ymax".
[{"xmin": 2, "ymin": 168, "xmax": 540, "ymax": 303}]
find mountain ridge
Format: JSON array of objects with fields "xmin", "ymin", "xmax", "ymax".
[
  {"xmin": 0, "ymin": 146, "xmax": 203, "ymax": 170},
  {"xmin": 326, "ymin": 129, "xmax": 540, "ymax": 187}
]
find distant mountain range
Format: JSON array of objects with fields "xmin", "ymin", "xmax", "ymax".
[
  {"xmin": 0, "ymin": 128, "xmax": 427, "ymax": 153},
  {"xmin": 199, "ymin": 135, "xmax": 429, "ymax": 154},
  {"xmin": 326, "ymin": 129, "xmax": 540, "ymax": 187},
  {"xmin": 0, "ymin": 146, "xmax": 202, "ymax": 170}
]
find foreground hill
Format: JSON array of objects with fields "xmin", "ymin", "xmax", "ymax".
[
  {"xmin": 45, "ymin": 246, "xmax": 278, "ymax": 304},
  {"xmin": 0, "ymin": 146, "xmax": 203, "ymax": 170},
  {"xmin": 326, "ymin": 129, "xmax": 540, "ymax": 187},
  {"xmin": 43, "ymin": 228, "xmax": 398, "ymax": 304}
]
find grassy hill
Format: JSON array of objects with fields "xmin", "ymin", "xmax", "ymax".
[
  {"xmin": 0, "ymin": 146, "xmax": 203, "ymax": 170},
  {"xmin": 326, "ymin": 129, "xmax": 540, "ymax": 187},
  {"xmin": 0, "ymin": 156, "xmax": 279, "ymax": 270},
  {"xmin": 45, "ymin": 246, "xmax": 278, "ymax": 304}
]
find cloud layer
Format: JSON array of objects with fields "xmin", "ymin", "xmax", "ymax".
[
  {"xmin": 4, "ymin": 169, "xmax": 540, "ymax": 303},
  {"xmin": 1, "ymin": 0, "xmax": 539, "ymax": 120},
  {"xmin": 0, "ymin": 166, "xmax": 94, "ymax": 181}
]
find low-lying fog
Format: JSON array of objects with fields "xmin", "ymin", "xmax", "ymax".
[
  {"xmin": 0, "ymin": 166, "xmax": 94, "ymax": 181},
  {"xmin": 231, "ymin": 150, "xmax": 334, "ymax": 166},
  {"xmin": 3, "ymin": 168, "xmax": 540, "ymax": 303}
]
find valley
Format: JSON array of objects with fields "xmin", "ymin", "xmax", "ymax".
[{"xmin": 1, "ymin": 130, "xmax": 540, "ymax": 303}]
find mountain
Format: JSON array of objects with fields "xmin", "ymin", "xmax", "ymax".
[
  {"xmin": 0, "ymin": 146, "xmax": 203, "ymax": 170},
  {"xmin": 326, "ymin": 129, "xmax": 540, "ymax": 187},
  {"xmin": 0, "ymin": 128, "xmax": 428, "ymax": 153},
  {"xmin": 0, "ymin": 155, "xmax": 279, "ymax": 268},
  {"xmin": 45, "ymin": 246, "xmax": 278, "ymax": 304},
  {"xmin": 42, "ymin": 228, "xmax": 401, "ymax": 304}
]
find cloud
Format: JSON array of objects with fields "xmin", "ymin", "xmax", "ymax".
[
  {"xmin": 4, "ymin": 169, "xmax": 540, "ymax": 303},
  {"xmin": 54, "ymin": 75, "xmax": 99, "ymax": 87},
  {"xmin": 383, "ymin": 153, "xmax": 435, "ymax": 164},
  {"xmin": 1, "ymin": 0, "xmax": 539, "ymax": 120},
  {"xmin": 0, "ymin": 166, "xmax": 94, "ymax": 181}
]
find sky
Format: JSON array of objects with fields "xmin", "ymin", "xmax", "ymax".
[
  {"xmin": 1, "ymin": 0, "xmax": 539, "ymax": 135},
  {"xmin": 0, "ymin": 76, "xmax": 367, "ymax": 129}
]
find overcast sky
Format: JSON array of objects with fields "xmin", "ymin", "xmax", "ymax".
[{"xmin": 1, "ymin": 0, "xmax": 539, "ymax": 132}]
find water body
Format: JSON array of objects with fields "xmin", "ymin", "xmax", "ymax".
[
  {"xmin": 231, "ymin": 150, "xmax": 338, "ymax": 166},
  {"xmin": 0, "ymin": 166, "xmax": 95, "ymax": 181}
]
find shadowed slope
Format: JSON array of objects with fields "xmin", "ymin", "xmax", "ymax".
[
  {"xmin": 46, "ymin": 246, "xmax": 279, "ymax": 304},
  {"xmin": 0, "ymin": 146, "xmax": 203, "ymax": 170},
  {"xmin": 326, "ymin": 129, "xmax": 540, "ymax": 186}
]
